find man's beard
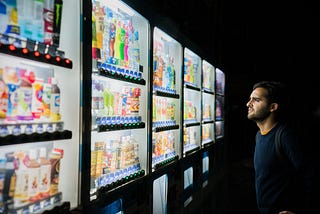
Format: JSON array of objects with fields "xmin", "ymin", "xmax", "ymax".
[{"xmin": 247, "ymin": 108, "xmax": 271, "ymax": 122}]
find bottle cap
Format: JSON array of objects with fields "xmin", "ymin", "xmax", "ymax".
[{"xmin": 51, "ymin": 77, "xmax": 58, "ymax": 85}]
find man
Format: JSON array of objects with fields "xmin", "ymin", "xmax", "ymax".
[{"xmin": 246, "ymin": 81, "xmax": 314, "ymax": 214}]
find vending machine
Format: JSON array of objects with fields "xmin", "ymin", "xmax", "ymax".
[
  {"xmin": 149, "ymin": 26, "xmax": 183, "ymax": 214},
  {"xmin": 199, "ymin": 59, "xmax": 216, "ymax": 202},
  {"xmin": 182, "ymin": 48, "xmax": 202, "ymax": 156},
  {"xmin": 179, "ymin": 47, "xmax": 203, "ymax": 212},
  {"xmin": 201, "ymin": 60, "xmax": 216, "ymax": 184},
  {"xmin": 0, "ymin": 0, "xmax": 81, "ymax": 213},
  {"xmin": 215, "ymin": 67, "xmax": 225, "ymax": 141},
  {"xmin": 201, "ymin": 60, "xmax": 215, "ymax": 148},
  {"xmin": 214, "ymin": 67, "xmax": 225, "ymax": 175},
  {"xmin": 81, "ymin": 0, "xmax": 150, "ymax": 212}
]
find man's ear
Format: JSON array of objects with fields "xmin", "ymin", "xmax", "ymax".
[{"xmin": 270, "ymin": 103, "xmax": 278, "ymax": 112}]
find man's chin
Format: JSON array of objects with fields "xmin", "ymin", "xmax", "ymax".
[{"xmin": 247, "ymin": 115, "xmax": 256, "ymax": 121}]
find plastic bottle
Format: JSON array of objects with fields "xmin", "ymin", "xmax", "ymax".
[
  {"xmin": 103, "ymin": 86, "xmax": 114, "ymax": 116},
  {"xmin": 50, "ymin": 77, "xmax": 60, "ymax": 122},
  {"xmin": 96, "ymin": 81, "xmax": 104, "ymax": 117},
  {"xmin": 4, "ymin": 67, "xmax": 19, "ymax": 122},
  {"xmin": 31, "ymin": 78, "xmax": 44, "ymax": 120},
  {"xmin": 38, "ymin": 147, "xmax": 51, "ymax": 198},
  {"xmin": 43, "ymin": 0, "xmax": 54, "ymax": 45},
  {"xmin": 27, "ymin": 149, "xmax": 40, "ymax": 202},
  {"xmin": 114, "ymin": 20, "xmax": 121, "ymax": 59},
  {"xmin": 32, "ymin": 0, "xmax": 45, "ymax": 43},
  {"xmin": 167, "ymin": 57, "xmax": 175, "ymax": 91},
  {"xmin": 17, "ymin": 70, "xmax": 34, "ymax": 121},
  {"xmin": 17, "ymin": 0, "xmax": 34, "ymax": 40},
  {"xmin": 94, "ymin": 2, "xmax": 103, "ymax": 51},
  {"xmin": 13, "ymin": 151, "xmax": 28, "ymax": 205},
  {"xmin": 0, "ymin": 1, "xmax": 8, "ymax": 34},
  {"xmin": 3, "ymin": 0, "xmax": 20, "ymax": 39},
  {"xmin": 42, "ymin": 78, "xmax": 52, "ymax": 120},
  {"xmin": 132, "ymin": 30, "xmax": 140, "ymax": 63},
  {"xmin": 108, "ymin": 19, "xmax": 116, "ymax": 58},
  {"xmin": 119, "ymin": 23, "xmax": 126, "ymax": 60},
  {"xmin": 0, "ymin": 68, "xmax": 8, "ymax": 120},
  {"xmin": 102, "ymin": 7, "xmax": 112, "ymax": 60},
  {"xmin": 91, "ymin": 79, "xmax": 100, "ymax": 117},
  {"xmin": 124, "ymin": 30, "xmax": 129, "ymax": 61},
  {"xmin": 0, "ymin": 157, "xmax": 6, "ymax": 212}
]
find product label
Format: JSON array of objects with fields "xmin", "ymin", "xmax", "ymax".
[
  {"xmin": 50, "ymin": 158, "xmax": 60, "ymax": 195},
  {"xmin": 39, "ymin": 164, "xmax": 51, "ymax": 197},
  {"xmin": 50, "ymin": 93, "xmax": 60, "ymax": 114},
  {"xmin": 28, "ymin": 167, "xmax": 40, "ymax": 202},
  {"xmin": 43, "ymin": 8, "xmax": 54, "ymax": 44},
  {"xmin": 0, "ymin": 80, "xmax": 8, "ymax": 118},
  {"xmin": 32, "ymin": 81, "xmax": 44, "ymax": 119},
  {"xmin": 7, "ymin": 83, "xmax": 19, "ymax": 120},
  {"xmin": 17, "ymin": 86, "xmax": 33, "ymax": 120},
  {"xmin": 42, "ymin": 83, "xmax": 51, "ymax": 118},
  {"xmin": 14, "ymin": 169, "xmax": 29, "ymax": 204}
]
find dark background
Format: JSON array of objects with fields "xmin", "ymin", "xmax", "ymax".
[
  {"xmin": 131, "ymin": 0, "xmax": 320, "ymax": 161},
  {"xmin": 142, "ymin": 0, "xmax": 319, "ymax": 87},
  {"xmin": 124, "ymin": 0, "xmax": 319, "ymax": 212}
]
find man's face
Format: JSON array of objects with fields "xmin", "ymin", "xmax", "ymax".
[{"xmin": 246, "ymin": 87, "xmax": 271, "ymax": 122}]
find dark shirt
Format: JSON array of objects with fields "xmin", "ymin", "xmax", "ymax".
[{"xmin": 254, "ymin": 123, "xmax": 314, "ymax": 214}]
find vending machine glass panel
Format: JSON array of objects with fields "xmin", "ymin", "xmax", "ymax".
[
  {"xmin": 183, "ymin": 166, "xmax": 194, "ymax": 207},
  {"xmin": 183, "ymin": 48, "xmax": 201, "ymax": 155},
  {"xmin": 215, "ymin": 68, "xmax": 225, "ymax": 96},
  {"xmin": 202, "ymin": 151, "xmax": 209, "ymax": 187},
  {"xmin": 153, "ymin": 174, "xmax": 168, "ymax": 214},
  {"xmin": 215, "ymin": 95, "xmax": 224, "ymax": 121},
  {"xmin": 215, "ymin": 121, "xmax": 224, "ymax": 139},
  {"xmin": 90, "ymin": 0, "xmax": 149, "ymax": 198},
  {"xmin": 152, "ymin": 27, "xmax": 182, "ymax": 170},
  {"xmin": 201, "ymin": 60, "xmax": 215, "ymax": 146}
]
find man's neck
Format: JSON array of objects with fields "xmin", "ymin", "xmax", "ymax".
[{"xmin": 257, "ymin": 118, "xmax": 278, "ymax": 135}]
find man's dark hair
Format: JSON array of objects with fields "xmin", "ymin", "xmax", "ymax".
[{"xmin": 253, "ymin": 81, "xmax": 290, "ymax": 121}]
